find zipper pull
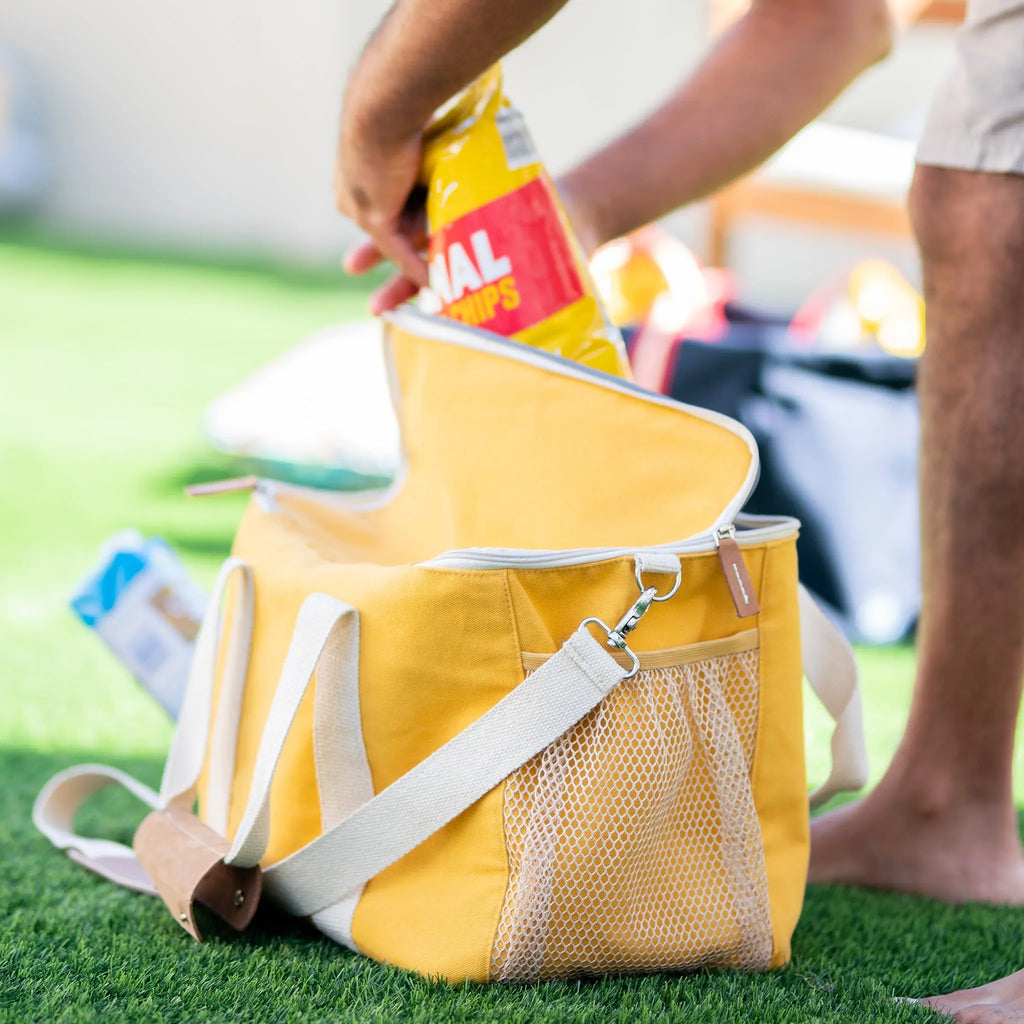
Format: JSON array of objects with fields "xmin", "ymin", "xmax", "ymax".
[
  {"xmin": 185, "ymin": 476, "xmax": 259, "ymax": 497},
  {"xmin": 715, "ymin": 525, "xmax": 759, "ymax": 618}
]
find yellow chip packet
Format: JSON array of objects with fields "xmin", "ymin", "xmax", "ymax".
[{"xmin": 420, "ymin": 66, "xmax": 631, "ymax": 378}]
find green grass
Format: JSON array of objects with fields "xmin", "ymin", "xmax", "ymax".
[{"xmin": 3, "ymin": 236, "xmax": 1023, "ymax": 1022}]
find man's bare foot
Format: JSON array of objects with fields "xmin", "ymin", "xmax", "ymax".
[
  {"xmin": 909, "ymin": 967, "xmax": 1024, "ymax": 1022},
  {"xmin": 809, "ymin": 774, "xmax": 1024, "ymax": 905}
]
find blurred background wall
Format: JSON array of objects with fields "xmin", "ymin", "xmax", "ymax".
[{"xmin": 0, "ymin": 0, "xmax": 956, "ymax": 308}]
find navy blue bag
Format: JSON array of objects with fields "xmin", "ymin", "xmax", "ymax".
[{"xmin": 632, "ymin": 310, "xmax": 920, "ymax": 643}]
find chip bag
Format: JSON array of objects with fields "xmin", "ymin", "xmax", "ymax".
[{"xmin": 420, "ymin": 65, "xmax": 631, "ymax": 378}]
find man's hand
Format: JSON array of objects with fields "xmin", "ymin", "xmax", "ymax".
[
  {"xmin": 334, "ymin": 121, "xmax": 429, "ymax": 315},
  {"xmin": 332, "ymin": 1, "xmax": 572, "ymax": 314}
]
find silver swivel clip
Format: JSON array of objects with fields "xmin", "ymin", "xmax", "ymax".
[
  {"xmin": 606, "ymin": 586, "xmax": 659, "ymax": 652},
  {"xmin": 580, "ymin": 559, "xmax": 681, "ymax": 679}
]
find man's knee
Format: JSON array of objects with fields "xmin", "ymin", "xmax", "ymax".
[{"xmin": 910, "ymin": 164, "xmax": 1024, "ymax": 270}]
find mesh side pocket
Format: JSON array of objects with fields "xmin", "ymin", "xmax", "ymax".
[{"xmin": 490, "ymin": 647, "xmax": 772, "ymax": 982}]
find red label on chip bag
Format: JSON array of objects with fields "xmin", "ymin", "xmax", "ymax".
[{"xmin": 428, "ymin": 177, "xmax": 586, "ymax": 335}]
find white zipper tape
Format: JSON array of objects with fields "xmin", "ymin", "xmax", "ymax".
[
  {"xmin": 217, "ymin": 477, "xmax": 798, "ymax": 573},
  {"xmin": 420, "ymin": 517, "xmax": 799, "ymax": 571}
]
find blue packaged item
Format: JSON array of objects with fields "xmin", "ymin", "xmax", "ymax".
[{"xmin": 71, "ymin": 531, "xmax": 206, "ymax": 718}]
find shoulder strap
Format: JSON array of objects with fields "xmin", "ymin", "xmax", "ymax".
[
  {"xmin": 31, "ymin": 557, "xmax": 254, "ymax": 894},
  {"xmin": 32, "ymin": 763, "xmax": 159, "ymax": 894},
  {"xmin": 800, "ymin": 584, "xmax": 869, "ymax": 809},
  {"xmin": 227, "ymin": 603, "xmax": 625, "ymax": 918}
]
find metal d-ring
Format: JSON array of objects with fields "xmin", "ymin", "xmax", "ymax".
[{"xmin": 634, "ymin": 561, "xmax": 682, "ymax": 602}]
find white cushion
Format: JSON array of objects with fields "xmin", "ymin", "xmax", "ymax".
[{"xmin": 756, "ymin": 122, "xmax": 917, "ymax": 202}]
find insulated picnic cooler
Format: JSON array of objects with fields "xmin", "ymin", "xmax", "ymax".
[{"xmin": 34, "ymin": 307, "xmax": 867, "ymax": 982}]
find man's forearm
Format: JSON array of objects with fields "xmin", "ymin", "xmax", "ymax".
[
  {"xmin": 342, "ymin": 0, "xmax": 570, "ymax": 148},
  {"xmin": 559, "ymin": 0, "xmax": 893, "ymax": 252}
]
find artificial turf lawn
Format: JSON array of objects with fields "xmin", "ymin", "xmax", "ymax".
[{"xmin": 3, "ymin": 236, "xmax": 1024, "ymax": 1023}]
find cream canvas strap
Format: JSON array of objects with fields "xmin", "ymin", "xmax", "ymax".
[
  {"xmin": 160, "ymin": 557, "xmax": 253, "ymax": 820},
  {"xmin": 32, "ymin": 557, "xmax": 254, "ymax": 897},
  {"xmin": 801, "ymin": 584, "xmax": 869, "ymax": 808},
  {"xmin": 225, "ymin": 592, "xmax": 364, "ymax": 868},
  {"xmin": 247, "ymin": 586, "xmax": 865, "ymax": 917},
  {"xmin": 235, "ymin": 618, "xmax": 627, "ymax": 917},
  {"xmin": 32, "ymin": 763, "xmax": 160, "ymax": 895}
]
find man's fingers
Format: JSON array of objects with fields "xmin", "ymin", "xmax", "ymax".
[
  {"xmin": 343, "ymin": 239, "xmax": 385, "ymax": 275},
  {"xmin": 368, "ymin": 274, "xmax": 422, "ymax": 315},
  {"xmin": 376, "ymin": 230, "xmax": 430, "ymax": 289}
]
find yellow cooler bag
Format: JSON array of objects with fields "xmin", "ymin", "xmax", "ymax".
[{"xmin": 34, "ymin": 307, "xmax": 867, "ymax": 983}]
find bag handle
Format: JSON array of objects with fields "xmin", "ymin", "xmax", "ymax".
[
  {"xmin": 221, "ymin": 602, "xmax": 626, "ymax": 919},
  {"xmin": 800, "ymin": 584, "xmax": 869, "ymax": 809},
  {"xmin": 31, "ymin": 557, "xmax": 254, "ymax": 894},
  {"xmin": 32, "ymin": 763, "xmax": 160, "ymax": 894},
  {"xmin": 224, "ymin": 592, "xmax": 362, "ymax": 867},
  {"xmin": 161, "ymin": 557, "xmax": 253, "ymax": 820}
]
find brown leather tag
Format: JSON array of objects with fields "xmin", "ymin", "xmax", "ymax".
[
  {"xmin": 134, "ymin": 804, "xmax": 261, "ymax": 942},
  {"xmin": 717, "ymin": 536, "xmax": 760, "ymax": 618}
]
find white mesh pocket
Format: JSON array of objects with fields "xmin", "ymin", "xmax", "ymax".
[{"xmin": 491, "ymin": 642, "xmax": 772, "ymax": 982}]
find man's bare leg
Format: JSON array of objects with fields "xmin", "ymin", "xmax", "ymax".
[{"xmin": 809, "ymin": 165, "xmax": 1024, "ymax": 905}]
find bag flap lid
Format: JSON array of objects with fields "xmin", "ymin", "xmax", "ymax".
[{"xmin": 374, "ymin": 309, "xmax": 757, "ymax": 553}]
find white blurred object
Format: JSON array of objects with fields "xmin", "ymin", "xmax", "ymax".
[
  {"xmin": 855, "ymin": 590, "xmax": 907, "ymax": 647},
  {"xmin": 204, "ymin": 319, "xmax": 402, "ymax": 481},
  {"xmin": 760, "ymin": 122, "xmax": 917, "ymax": 202},
  {"xmin": 707, "ymin": 121, "xmax": 921, "ymax": 307},
  {"xmin": 0, "ymin": 46, "xmax": 48, "ymax": 212}
]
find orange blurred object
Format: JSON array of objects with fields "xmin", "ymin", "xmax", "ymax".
[
  {"xmin": 590, "ymin": 226, "xmax": 735, "ymax": 392},
  {"xmin": 590, "ymin": 225, "xmax": 704, "ymax": 328},
  {"xmin": 790, "ymin": 259, "xmax": 925, "ymax": 357},
  {"xmin": 590, "ymin": 225, "xmax": 734, "ymax": 334}
]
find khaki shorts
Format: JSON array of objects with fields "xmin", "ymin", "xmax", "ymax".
[{"xmin": 917, "ymin": 0, "xmax": 1024, "ymax": 173}]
